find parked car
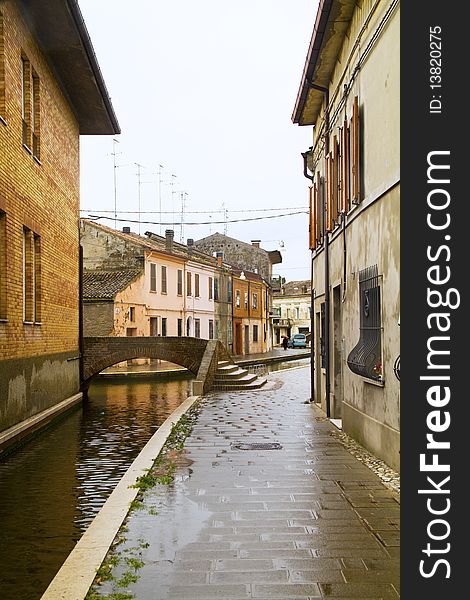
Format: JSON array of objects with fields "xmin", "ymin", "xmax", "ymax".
[{"xmin": 287, "ymin": 333, "xmax": 307, "ymax": 349}]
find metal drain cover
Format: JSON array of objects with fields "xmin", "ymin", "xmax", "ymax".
[{"xmin": 232, "ymin": 442, "xmax": 283, "ymax": 451}]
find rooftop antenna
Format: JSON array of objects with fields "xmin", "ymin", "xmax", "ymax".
[
  {"xmin": 170, "ymin": 174, "xmax": 177, "ymax": 228},
  {"xmin": 157, "ymin": 164, "xmax": 164, "ymax": 235},
  {"xmin": 221, "ymin": 201, "xmax": 228, "ymax": 235},
  {"xmin": 180, "ymin": 191, "xmax": 188, "ymax": 243},
  {"xmin": 135, "ymin": 162, "xmax": 144, "ymax": 234},
  {"xmin": 111, "ymin": 138, "xmax": 121, "ymax": 228}
]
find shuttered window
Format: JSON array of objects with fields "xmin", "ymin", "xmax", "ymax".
[
  {"xmin": 340, "ymin": 121, "xmax": 350, "ymax": 214},
  {"xmin": 351, "ymin": 96, "xmax": 360, "ymax": 204},
  {"xmin": 161, "ymin": 265, "xmax": 167, "ymax": 293},
  {"xmin": 150, "ymin": 263, "xmax": 157, "ymax": 292}
]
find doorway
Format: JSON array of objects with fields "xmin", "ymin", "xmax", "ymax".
[
  {"xmin": 244, "ymin": 325, "xmax": 250, "ymax": 355},
  {"xmin": 332, "ymin": 285, "xmax": 343, "ymax": 418},
  {"xmin": 235, "ymin": 321, "xmax": 242, "ymax": 355}
]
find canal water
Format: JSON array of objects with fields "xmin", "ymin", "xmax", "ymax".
[
  {"xmin": 0, "ymin": 359, "xmax": 309, "ymax": 600},
  {"xmin": 0, "ymin": 374, "xmax": 192, "ymax": 600}
]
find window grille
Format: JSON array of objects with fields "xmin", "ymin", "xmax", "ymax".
[{"xmin": 347, "ymin": 265, "xmax": 382, "ymax": 381}]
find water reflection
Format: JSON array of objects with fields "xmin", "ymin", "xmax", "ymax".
[{"xmin": 0, "ymin": 376, "xmax": 191, "ymax": 600}]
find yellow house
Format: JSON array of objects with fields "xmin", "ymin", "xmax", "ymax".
[
  {"xmin": 0, "ymin": 0, "xmax": 119, "ymax": 452},
  {"xmin": 293, "ymin": 0, "xmax": 400, "ymax": 470}
]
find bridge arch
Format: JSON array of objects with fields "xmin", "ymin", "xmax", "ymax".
[{"xmin": 82, "ymin": 337, "xmax": 230, "ymax": 395}]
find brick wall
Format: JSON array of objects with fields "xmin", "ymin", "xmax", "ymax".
[{"xmin": 0, "ymin": 1, "xmax": 81, "ymax": 431}]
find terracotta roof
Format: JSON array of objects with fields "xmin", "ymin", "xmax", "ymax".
[
  {"xmin": 83, "ymin": 269, "xmax": 142, "ymax": 300},
  {"xmin": 80, "ymin": 220, "xmax": 216, "ymax": 267}
]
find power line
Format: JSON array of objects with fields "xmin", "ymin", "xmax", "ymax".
[
  {"xmin": 87, "ymin": 210, "xmax": 308, "ymax": 226},
  {"xmin": 80, "ymin": 206, "xmax": 308, "ymax": 214}
]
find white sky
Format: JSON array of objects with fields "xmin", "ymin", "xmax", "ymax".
[{"xmin": 78, "ymin": 0, "xmax": 317, "ymax": 281}]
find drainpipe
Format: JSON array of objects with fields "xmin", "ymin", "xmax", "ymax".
[
  {"xmin": 321, "ymin": 87, "xmax": 331, "ymax": 418},
  {"xmin": 301, "ymin": 148, "xmax": 315, "ymax": 401},
  {"xmin": 305, "ymin": 82, "xmax": 331, "ymax": 416}
]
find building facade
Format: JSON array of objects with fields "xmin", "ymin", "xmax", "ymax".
[
  {"xmin": 272, "ymin": 280, "xmax": 311, "ymax": 345},
  {"xmin": 293, "ymin": 0, "xmax": 400, "ymax": 470},
  {"xmin": 0, "ymin": 0, "xmax": 119, "ymax": 449},
  {"xmin": 232, "ymin": 269, "xmax": 270, "ymax": 356},
  {"xmin": 81, "ymin": 221, "xmax": 216, "ymax": 351}
]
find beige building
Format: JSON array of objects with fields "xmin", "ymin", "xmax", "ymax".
[
  {"xmin": 272, "ymin": 280, "xmax": 311, "ymax": 345},
  {"xmin": 292, "ymin": 0, "xmax": 400, "ymax": 470},
  {"xmin": 81, "ymin": 221, "xmax": 217, "ymax": 352}
]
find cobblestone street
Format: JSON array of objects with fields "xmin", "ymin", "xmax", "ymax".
[{"xmin": 94, "ymin": 365, "xmax": 400, "ymax": 599}]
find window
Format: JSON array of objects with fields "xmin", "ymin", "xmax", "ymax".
[
  {"xmin": 31, "ymin": 70, "xmax": 40, "ymax": 159},
  {"xmin": 194, "ymin": 318, "xmax": 201, "ymax": 338},
  {"xmin": 227, "ymin": 278, "xmax": 232, "ymax": 302},
  {"xmin": 195, "ymin": 273, "xmax": 200, "ymax": 297},
  {"xmin": 340, "ymin": 120, "xmax": 350, "ymax": 213},
  {"xmin": 208, "ymin": 276, "xmax": 213, "ymax": 300},
  {"xmin": 21, "ymin": 55, "xmax": 31, "ymax": 148},
  {"xmin": 209, "ymin": 319, "xmax": 214, "ymax": 340},
  {"xmin": 0, "ymin": 210, "xmax": 6, "ymax": 319},
  {"xmin": 22, "ymin": 227, "xmax": 41, "ymax": 323},
  {"xmin": 187, "ymin": 271, "xmax": 192, "ymax": 296},
  {"xmin": 253, "ymin": 325, "xmax": 258, "ymax": 342},
  {"xmin": 177, "ymin": 269, "xmax": 183, "ymax": 295},
  {"xmin": 161, "ymin": 265, "xmax": 167, "ymax": 293},
  {"xmin": 351, "ymin": 96, "xmax": 361, "ymax": 204},
  {"xmin": 228, "ymin": 320, "xmax": 233, "ymax": 344},
  {"xmin": 235, "ymin": 289, "xmax": 240, "ymax": 308},
  {"xmin": 252, "ymin": 293, "xmax": 258, "ymax": 310},
  {"xmin": 296, "ymin": 307, "xmax": 300, "ymax": 319},
  {"xmin": 129, "ymin": 306, "xmax": 135, "ymax": 322},
  {"xmin": 264, "ymin": 324, "xmax": 266, "ymax": 342},
  {"xmin": 126, "ymin": 327, "xmax": 137, "ymax": 337},
  {"xmin": 150, "ymin": 263, "xmax": 157, "ymax": 292},
  {"xmin": 0, "ymin": 12, "xmax": 5, "ymax": 120},
  {"xmin": 309, "ymin": 172, "xmax": 323, "ymax": 250},
  {"xmin": 244, "ymin": 292, "xmax": 248, "ymax": 310},
  {"xmin": 177, "ymin": 318, "xmax": 182, "ymax": 337},
  {"xmin": 214, "ymin": 277, "xmax": 219, "ymax": 301},
  {"xmin": 347, "ymin": 265, "xmax": 382, "ymax": 381},
  {"xmin": 150, "ymin": 317, "xmax": 158, "ymax": 336},
  {"xmin": 161, "ymin": 317, "xmax": 167, "ymax": 337}
]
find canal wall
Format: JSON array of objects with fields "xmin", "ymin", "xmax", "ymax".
[{"xmin": 0, "ymin": 351, "xmax": 82, "ymax": 455}]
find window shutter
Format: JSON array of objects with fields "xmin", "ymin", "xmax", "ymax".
[
  {"xmin": 315, "ymin": 171, "xmax": 322, "ymax": 243},
  {"xmin": 340, "ymin": 122, "xmax": 349, "ymax": 213},
  {"xmin": 326, "ymin": 152, "xmax": 333, "ymax": 232},
  {"xmin": 351, "ymin": 96, "xmax": 360, "ymax": 204},
  {"xmin": 332, "ymin": 135, "xmax": 339, "ymax": 224},
  {"xmin": 309, "ymin": 186, "xmax": 315, "ymax": 250}
]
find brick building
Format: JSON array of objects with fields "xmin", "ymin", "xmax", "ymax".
[{"xmin": 0, "ymin": 0, "xmax": 119, "ymax": 451}]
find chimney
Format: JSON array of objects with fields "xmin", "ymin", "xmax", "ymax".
[
  {"xmin": 187, "ymin": 238, "xmax": 194, "ymax": 256},
  {"xmin": 122, "ymin": 226, "xmax": 131, "ymax": 234},
  {"xmin": 165, "ymin": 229, "xmax": 174, "ymax": 252},
  {"xmin": 251, "ymin": 240, "xmax": 261, "ymax": 248}
]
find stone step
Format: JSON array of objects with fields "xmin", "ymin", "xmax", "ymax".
[
  {"xmin": 213, "ymin": 373, "xmax": 258, "ymax": 385},
  {"xmin": 215, "ymin": 367, "xmax": 250, "ymax": 379},
  {"xmin": 212, "ymin": 377, "xmax": 268, "ymax": 391},
  {"xmin": 217, "ymin": 360, "xmax": 231, "ymax": 367},
  {"xmin": 216, "ymin": 364, "xmax": 239, "ymax": 374}
]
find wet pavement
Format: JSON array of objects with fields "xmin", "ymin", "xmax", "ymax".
[{"xmin": 93, "ymin": 365, "xmax": 400, "ymax": 599}]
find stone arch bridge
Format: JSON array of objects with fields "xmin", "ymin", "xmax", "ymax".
[{"xmin": 81, "ymin": 337, "xmax": 230, "ymax": 395}]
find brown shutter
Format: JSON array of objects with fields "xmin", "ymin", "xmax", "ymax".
[
  {"xmin": 332, "ymin": 135, "xmax": 339, "ymax": 224},
  {"xmin": 309, "ymin": 186, "xmax": 315, "ymax": 250},
  {"xmin": 326, "ymin": 153, "xmax": 333, "ymax": 232},
  {"xmin": 351, "ymin": 96, "xmax": 360, "ymax": 204},
  {"xmin": 340, "ymin": 122, "xmax": 349, "ymax": 213},
  {"xmin": 315, "ymin": 171, "xmax": 322, "ymax": 242}
]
